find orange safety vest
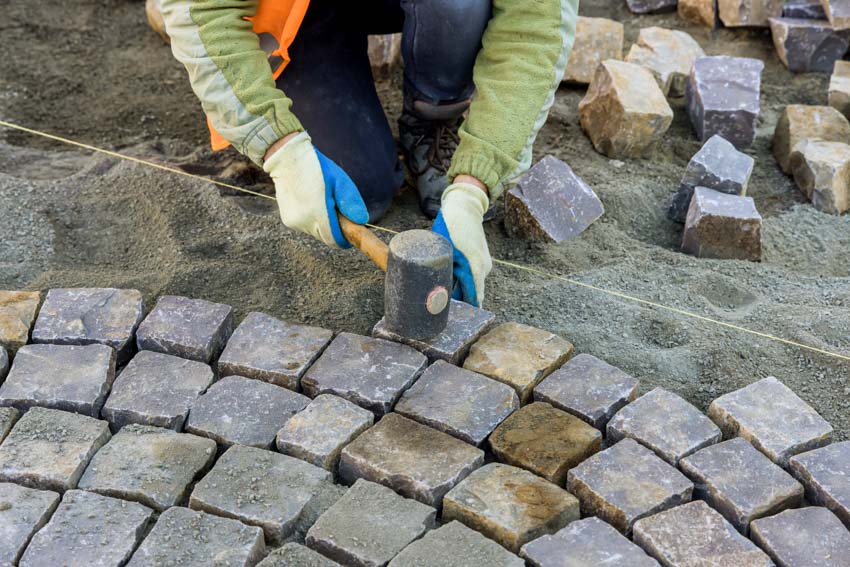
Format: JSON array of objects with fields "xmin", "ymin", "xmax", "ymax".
[{"xmin": 207, "ymin": 0, "xmax": 311, "ymax": 151}]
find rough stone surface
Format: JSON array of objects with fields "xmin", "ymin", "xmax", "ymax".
[
  {"xmin": 708, "ymin": 376, "xmax": 833, "ymax": 467},
  {"xmin": 218, "ymin": 311, "xmax": 333, "ymax": 390},
  {"xmin": 0, "ymin": 346, "xmax": 7, "ymax": 382},
  {"xmin": 750, "ymin": 506, "xmax": 850, "ymax": 567},
  {"xmin": 136, "ymin": 295, "xmax": 234, "ymax": 363},
  {"xmin": 633, "ymin": 501, "xmax": 773, "ymax": 566},
  {"xmin": 0, "ymin": 482, "xmax": 59, "ymax": 566},
  {"xmin": 389, "ymin": 520, "xmax": 524, "ymax": 567},
  {"xmin": 78, "ymin": 423, "xmax": 216, "ymax": 510},
  {"xmin": 367, "ymin": 33, "xmax": 402, "ymax": 79},
  {"xmin": 773, "ymin": 104, "xmax": 850, "ymax": 173},
  {"xmin": 566, "ymin": 439, "xmax": 693, "ymax": 534},
  {"xmin": 463, "ymin": 322, "xmax": 573, "ymax": 404},
  {"xmin": 669, "ymin": 134, "xmax": 755, "ymax": 223},
  {"xmin": 258, "ymin": 543, "xmax": 341, "ymax": 567},
  {"xmin": 679, "ymin": 437, "xmax": 804, "ymax": 533},
  {"xmin": 0, "ymin": 406, "xmax": 19, "ymax": 443},
  {"xmin": 0, "ymin": 407, "xmax": 110, "ymax": 491},
  {"xmin": 0, "ymin": 290, "xmax": 40, "ymax": 354},
  {"xmin": 102, "ymin": 350, "xmax": 214, "ymax": 431},
  {"xmin": 679, "ymin": 0, "xmax": 718, "ymax": 27},
  {"xmin": 489, "ymin": 402, "xmax": 601, "ymax": 484},
  {"xmin": 302, "ymin": 332, "xmax": 427, "ymax": 415},
  {"xmin": 127, "ymin": 505, "xmax": 265, "ymax": 567},
  {"xmin": 681, "ymin": 187, "xmax": 763, "ymax": 262},
  {"xmin": 686, "ymin": 56, "xmax": 764, "ymax": 148},
  {"xmin": 186, "ymin": 374, "xmax": 309, "ymax": 448},
  {"xmin": 770, "ymin": 17, "xmax": 850, "ymax": 73},
  {"xmin": 785, "ymin": 0, "xmax": 828, "ymax": 17},
  {"xmin": 0, "ymin": 343, "xmax": 116, "ymax": 417},
  {"xmin": 607, "ymin": 387, "xmax": 722, "ymax": 465},
  {"xmin": 20, "ymin": 489, "xmax": 153, "ymax": 567},
  {"xmin": 277, "ymin": 393, "xmax": 374, "ymax": 472},
  {"xmin": 520, "ymin": 516, "xmax": 660, "ymax": 567},
  {"xmin": 579, "ymin": 60, "xmax": 674, "ymax": 159},
  {"xmin": 339, "ymin": 413, "xmax": 484, "ymax": 508},
  {"xmin": 395, "ymin": 360, "xmax": 519, "ymax": 446},
  {"xmin": 504, "ymin": 156, "xmax": 604, "ymax": 244},
  {"xmin": 625, "ymin": 27, "xmax": 706, "ymax": 97},
  {"xmin": 789, "ymin": 138, "xmax": 850, "ymax": 215},
  {"xmin": 564, "ymin": 17, "xmax": 624, "ymax": 84},
  {"xmin": 829, "ymin": 60, "xmax": 850, "ymax": 118},
  {"xmin": 443, "ymin": 463, "xmax": 580, "ymax": 553},
  {"xmin": 789, "ymin": 441, "xmax": 850, "ymax": 527},
  {"xmin": 719, "ymin": 0, "xmax": 784, "ymax": 25},
  {"xmin": 306, "ymin": 479, "xmax": 436, "ymax": 567},
  {"xmin": 627, "ymin": 0, "xmax": 678, "ymax": 14},
  {"xmin": 822, "ymin": 0, "xmax": 850, "ymax": 28}
]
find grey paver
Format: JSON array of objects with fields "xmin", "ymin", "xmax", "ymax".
[
  {"xmin": 0, "ymin": 346, "xmax": 7, "ymax": 382},
  {"xmin": 127, "ymin": 506, "xmax": 265, "ymax": 567},
  {"xmin": 784, "ymin": 0, "xmax": 827, "ymax": 18},
  {"xmin": 708, "ymin": 376, "xmax": 833, "ymax": 466},
  {"xmin": 306, "ymin": 478, "xmax": 436, "ymax": 567},
  {"xmin": 339, "ymin": 413, "xmax": 484, "ymax": 508},
  {"xmin": 218, "ymin": 311, "xmax": 333, "ymax": 390},
  {"xmin": 395, "ymin": 360, "xmax": 519, "ymax": 446},
  {"xmin": 301, "ymin": 333, "xmax": 427, "ymax": 416},
  {"xmin": 186, "ymin": 375, "xmax": 309, "ymax": 448},
  {"xmin": 20, "ymin": 489, "xmax": 153, "ymax": 567},
  {"xmin": 389, "ymin": 520, "xmax": 524, "ymax": 567},
  {"xmin": 31, "ymin": 287, "xmax": 144, "ymax": 363},
  {"xmin": 627, "ymin": 0, "xmax": 678, "ymax": 13},
  {"xmin": 0, "ymin": 407, "xmax": 110, "ymax": 491},
  {"xmin": 0, "ymin": 406, "xmax": 19, "ymax": 444},
  {"xmin": 102, "ymin": 350, "xmax": 214, "ymax": 431},
  {"xmin": 276, "ymin": 393, "xmax": 374, "ymax": 472},
  {"xmin": 135, "ymin": 295, "xmax": 234, "ymax": 363},
  {"xmin": 534, "ymin": 353, "xmax": 639, "ymax": 429},
  {"xmin": 566, "ymin": 438, "xmax": 693, "ymax": 534},
  {"xmin": 770, "ymin": 17, "xmax": 850, "ymax": 73},
  {"xmin": 822, "ymin": 0, "xmax": 850, "ymax": 28},
  {"xmin": 607, "ymin": 387, "xmax": 722, "ymax": 465},
  {"xmin": 78, "ymin": 423, "xmax": 215, "ymax": 510},
  {"xmin": 258, "ymin": 543, "xmax": 341, "ymax": 567},
  {"xmin": 0, "ymin": 343, "xmax": 116, "ymax": 417},
  {"xmin": 0, "ymin": 482, "xmax": 60, "ymax": 566},
  {"xmin": 681, "ymin": 187, "xmax": 763, "ymax": 262},
  {"xmin": 0, "ymin": 290, "xmax": 41, "ymax": 354},
  {"xmin": 680, "ymin": 437, "xmax": 803, "ymax": 533},
  {"xmin": 750, "ymin": 506, "xmax": 850, "ymax": 567},
  {"xmin": 789, "ymin": 441, "xmax": 850, "ymax": 527}
]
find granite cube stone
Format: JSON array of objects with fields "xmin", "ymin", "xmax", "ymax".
[
  {"xmin": 389, "ymin": 521, "xmax": 524, "ymax": 567},
  {"xmin": 102, "ymin": 350, "xmax": 214, "ymax": 431},
  {"xmin": 679, "ymin": 0, "xmax": 719, "ymax": 27},
  {"xmin": 822, "ymin": 0, "xmax": 850, "ymax": 28},
  {"xmin": 258, "ymin": 543, "xmax": 341, "ymax": 567},
  {"xmin": 186, "ymin": 375, "xmax": 309, "ymax": 448},
  {"xmin": 20, "ymin": 489, "xmax": 153, "ymax": 567},
  {"xmin": 0, "ymin": 482, "xmax": 60, "ymax": 565},
  {"xmin": 564, "ymin": 17, "xmax": 625, "ymax": 84},
  {"xmin": 0, "ymin": 343, "xmax": 116, "ymax": 417},
  {"xmin": 773, "ymin": 104, "xmax": 850, "ymax": 173},
  {"xmin": 78, "ymin": 424, "xmax": 215, "ymax": 510},
  {"xmin": 785, "ymin": 0, "xmax": 828, "ymax": 18},
  {"xmin": 302, "ymin": 333, "xmax": 427, "ymax": 415},
  {"xmin": 627, "ymin": 0, "xmax": 678, "ymax": 14},
  {"xmin": 829, "ymin": 60, "xmax": 850, "ymax": 118},
  {"xmin": 339, "ymin": 413, "xmax": 484, "ymax": 508},
  {"xmin": 708, "ymin": 376, "xmax": 833, "ymax": 467},
  {"xmin": 0, "ymin": 290, "xmax": 41, "ymax": 354},
  {"xmin": 0, "ymin": 346, "xmax": 7, "ymax": 383},
  {"xmin": 127, "ymin": 506, "xmax": 265, "ymax": 567},
  {"xmin": 789, "ymin": 441, "xmax": 850, "ymax": 527},
  {"xmin": 750, "ymin": 506, "xmax": 850, "ymax": 567},
  {"xmin": 0, "ymin": 407, "xmax": 110, "ymax": 491},
  {"xmin": 625, "ymin": 27, "xmax": 706, "ymax": 97},
  {"xmin": 566, "ymin": 439, "xmax": 693, "ymax": 534},
  {"xmin": 136, "ymin": 295, "xmax": 234, "ymax": 363},
  {"xmin": 719, "ymin": 0, "xmax": 784, "ymax": 25},
  {"xmin": 790, "ymin": 138, "xmax": 850, "ymax": 215},
  {"xmin": 306, "ymin": 478, "xmax": 436, "ymax": 567},
  {"xmin": 0, "ymin": 406, "xmax": 19, "ymax": 443},
  {"xmin": 218, "ymin": 311, "xmax": 333, "ymax": 390},
  {"xmin": 395, "ymin": 360, "xmax": 519, "ymax": 446},
  {"xmin": 681, "ymin": 187, "xmax": 763, "ymax": 262},
  {"xmin": 770, "ymin": 17, "xmax": 850, "ymax": 73}
]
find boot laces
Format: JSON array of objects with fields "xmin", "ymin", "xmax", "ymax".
[{"xmin": 414, "ymin": 119, "xmax": 461, "ymax": 175}]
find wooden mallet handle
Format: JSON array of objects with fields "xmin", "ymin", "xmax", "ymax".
[{"xmin": 338, "ymin": 215, "xmax": 389, "ymax": 272}]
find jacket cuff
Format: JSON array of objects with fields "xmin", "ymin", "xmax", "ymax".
[
  {"xmin": 243, "ymin": 114, "xmax": 304, "ymax": 166},
  {"xmin": 448, "ymin": 151, "xmax": 504, "ymax": 202}
]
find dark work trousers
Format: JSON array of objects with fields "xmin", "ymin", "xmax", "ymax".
[{"xmin": 277, "ymin": 0, "xmax": 491, "ymax": 221}]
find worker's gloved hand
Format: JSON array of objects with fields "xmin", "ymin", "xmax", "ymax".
[
  {"xmin": 431, "ymin": 182, "xmax": 492, "ymax": 307},
  {"xmin": 264, "ymin": 131, "xmax": 368, "ymax": 248}
]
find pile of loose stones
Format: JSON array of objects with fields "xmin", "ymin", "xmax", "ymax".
[{"xmin": 0, "ymin": 287, "xmax": 848, "ymax": 566}]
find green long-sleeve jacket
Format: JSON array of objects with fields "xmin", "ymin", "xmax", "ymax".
[{"xmin": 160, "ymin": 0, "xmax": 577, "ymax": 201}]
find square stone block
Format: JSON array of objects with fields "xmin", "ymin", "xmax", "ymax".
[
  {"xmin": 0, "ymin": 482, "xmax": 59, "ymax": 565},
  {"xmin": 339, "ymin": 413, "xmax": 484, "ymax": 508},
  {"xmin": 186, "ymin": 375, "xmax": 309, "ymax": 448},
  {"xmin": 31, "ymin": 287, "xmax": 144, "ymax": 363},
  {"xmin": 564, "ymin": 17, "xmax": 624, "ymax": 84},
  {"xmin": 395, "ymin": 360, "xmax": 519, "ymax": 446},
  {"xmin": 534, "ymin": 353, "xmax": 639, "ymax": 429},
  {"xmin": 770, "ymin": 17, "xmax": 850, "ymax": 73},
  {"xmin": 750, "ymin": 506, "xmax": 850, "ymax": 567},
  {"xmin": 306, "ymin": 479, "xmax": 436, "ymax": 567},
  {"xmin": 258, "ymin": 543, "xmax": 341, "ymax": 567},
  {"xmin": 20, "ymin": 489, "xmax": 153, "ymax": 567},
  {"xmin": 679, "ymin": 0, "xmax": 719, "ymax": 27},
  {"xmin": 822, "ymin": 0, "xmax": 850, "ymax": 29},
  {"xmin": 784, "ymin": 0, "xmax": 827, "ymax": 17},
  {"xmin": 719, "ymin": 0, "xmax": 784, "ymax": 26},
  {"xmin": 829, "ymin": 60, "xmax": 850, "ymax": 118},
  {"xmin": 625, "ymin": 27, "xmax": 705, "ymax": 97},
  {"xmin": 443, "ymin": 463, "xmax": 580, "ymax": 553},
  {"xmin": 607, "ymin": 387, "xmax": 722, "ymax": 465},
  {"xmin": 633, "ymin": 501, "xmax": 772, "ymax": 566},
  {"xmin": 136, "ymin": 295, "xmax": 234, "ymax": 363},
  {"xmin": 463, "ymin": 322, "xmax": 573, "ymax": 404},
  {"xmin": 102, "ymin": 350, "xmax": 214, "ymax": 431},
  {"xmin": 218, "ymin": 311, "xmax": 333, "ymax": 390},
  {"xmin": 0, "ymin": 343, "xmax": 116, "ymax": 417},
  {"xmin": 489, "ymin": 402, "xmax": 601, "ymax": 484},
  {"xmin": 679, "ymin": 437, "xmax": 803, "ymax": 533},
  {"xmin": 276, "ymin": 393, "xmax": 374, "ymax": 472},
  {"xmin": 773, "ymin": 104, "xmax": 850, "ymax": 173},
  {"xmin": 0, "ymin": 406, "xmax": 18, "ymax": 444},
  {"xmin": 681, "ymin": 187, "xmax": 763, "ymax": 262},
  {"xmin": 0, "ymin": 407, "xmax": 110, "ymax": 491},
  {"xmin": 789, "ymin": 441, "xmax": 850, "ymax": 527},
  {"xmin": 0, "ymin": 290, "xmax": 40, "ymax": 354},
  {"xmin": 389, "ymin": 520, "xmax": 524, "ymax": 567},
  {"xmin": 302, "ymin": 333, "xmax": 427, "ymax": 415},
  {"xmin": 127, "ymin": 506, "xmax": 265, "ymax": 567},
  {"xmin": 708, "ymin": 376, "xmax": 833, "ymax": 467},
  {"xmin": 790, "ymin": 138, "xmax": 850, "ymax": 215},
  {"xmin": 566, "ymin": 439, "xmax": 693, "ymax": 534},
  {"xmin": 78, "ymin": 424, "xmax": 216, "ymax": 510}
]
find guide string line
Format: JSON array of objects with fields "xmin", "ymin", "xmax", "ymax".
[{"xmin": 2, "ymin": 119, "xmax": 849, "ymax": 363}]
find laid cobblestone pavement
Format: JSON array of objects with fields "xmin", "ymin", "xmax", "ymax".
[{"xmin": 0, "ymin": 288, "xmax": 848, "ymax": 565}]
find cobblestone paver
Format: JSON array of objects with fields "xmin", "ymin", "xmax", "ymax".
[
  {"xmin": 789, "ymin": 440, "xmax": 850, "ymax": 527},
  {"xmin": 389, "ymin": 520, "xmax": 524, "ymax": 567},
  {"xmin": 749, "ymin": 506, "xmax": 850, "ymax": 567},
  {"xmin": 258, "ymin": 543, "xmax": 341, "ymax": 567},
  {"xmin": 0, "ymin": 290, "xmax": 41, "ymax": 354},
  {"xmin": 0, "ymin": 482, "xmax": 59, "ymax": 565},
  {"xmin": 0, "ymin": 406, "xmax": 19, "ymax": 443}
]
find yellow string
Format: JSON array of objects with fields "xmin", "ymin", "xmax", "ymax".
[{"xmin": 3, "ymin": 119, "xmax": 849, "ymax": 363}]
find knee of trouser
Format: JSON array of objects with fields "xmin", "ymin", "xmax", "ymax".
[{"xmin": 428, "ymin": 0, "xmax": 492, "ymax": 30}]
